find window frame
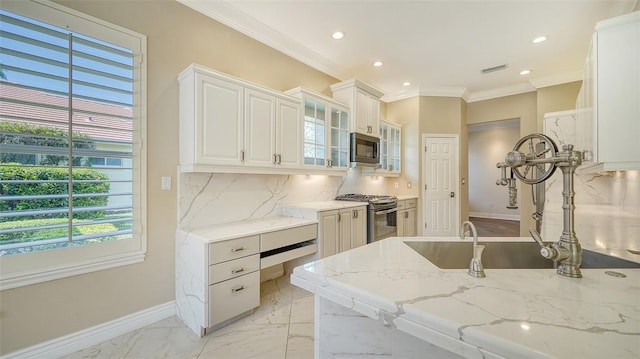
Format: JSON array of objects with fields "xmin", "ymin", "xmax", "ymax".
[{"xmin": 0, "ymin": 0, "xmax": 147, "ymax": 290}]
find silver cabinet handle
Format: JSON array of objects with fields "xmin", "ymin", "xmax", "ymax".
[
  {"xmin": 405, "ymin": 212, "xmax": 409, "ymax": 219},
  {"xmin": 230, "ymin": 247, "xmax": 245, "ymax": 252},
  {"xmin": 277, "ymin": 153, "xmax": 282, "ymax": 164},
  {"xmin": 273, "ymin": 153, "xmax": 278, "ymax": 164},
  {"xmin": 231, "ymin": 268, "xmax": 245, "ymax": 274},
  {"xmin": 241, "ymin": 150, "xmax": 245, "ymax": 162},
  {"xmin": 231, "ymin": 286, "xmax": 245, "ymax": 293},
  {"xmin": 353, "ymin": 210, "xmax": 358, "ymax": 218}
]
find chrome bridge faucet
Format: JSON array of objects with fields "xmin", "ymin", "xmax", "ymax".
[{"xmin": 496, "ymin": 133, "xmax": 583, "ymax": 278}]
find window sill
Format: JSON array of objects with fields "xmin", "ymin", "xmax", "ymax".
[{"xmin": 0, "ymin": 250, "xmax": 145, "ymax": 291}]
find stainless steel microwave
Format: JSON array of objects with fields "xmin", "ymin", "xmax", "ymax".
[{"xmin": 350, "ymin": 132, "xmax": 380, "ymax": 166}]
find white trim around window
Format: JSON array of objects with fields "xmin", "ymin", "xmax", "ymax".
[{"xmin": 0, "ymin": 0, "xmax": 147, "ymax": 290}]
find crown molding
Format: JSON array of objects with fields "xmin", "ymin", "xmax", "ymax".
[
  {"xmin": 177, "ymin": 0, "xmax": 587, "ymax": 105},
  {"xmin": 177, "ymin": 0, "xmax": 346, "ymax": 80},
  {"xmin": 528, "ymin": 70, "xmax": 583, "ymax": 89},
  {"xmin": 381, "ymin": 89, "xmax": 420, "ymax": 103},
  {"xmin": 466, "ymin": 82, "xmax": 537, "ymax": 103}
]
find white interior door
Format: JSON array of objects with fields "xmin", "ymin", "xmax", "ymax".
[{"xmin": 423, "ymin": 134, "xmax": 459, "ymax": 236}]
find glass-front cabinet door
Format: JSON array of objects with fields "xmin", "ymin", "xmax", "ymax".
[
  {"xmin": 379, "ymin": 120, "xmax": 401, "ymax": 174},
  {"xmin": 287, "ymin": 87, "xmax": 350, "ymax": 172},
  {"xmin": 330, "ymin": 106, "xmax": 349, "ymax": 169},
  {"xmin": 303, "ymin": 99, "xmax": 326, "ymax": 166}
]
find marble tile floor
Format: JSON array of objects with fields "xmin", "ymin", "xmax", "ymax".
[{"xmin": 63, "ymin": 276, "xmax": 314, "ymax": 359}]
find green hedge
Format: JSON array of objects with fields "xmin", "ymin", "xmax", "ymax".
[
  {"xmin": 0, "ymin": 121, "xmax": 96, "ymax": 166},
  {"xmin": 0, "ymin": 164, "xmax": 110, "ymax": 221}
]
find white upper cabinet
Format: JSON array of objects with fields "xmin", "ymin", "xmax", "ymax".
[
  {"xmin": 576, "ymin": 11, "xmax": 640, "ymax": 172},
  {"xmin": 331, "ymin": 79, "xmax": 384, "ymax": 136},
  {"xmin": 244, "ymin": 89, "xmax": 301, "ymax": 169},
  {"xmin": 285, "ymin": 87, "xmax": 350, "ymax": 172},
  {"xmin": 276, "ymin": 99, "xmax": 302, "ymax": 168},
  {"xmin": 178, "ymin": 64, "xmax": 301, "ymax": 173},
  {"xmin": 179, "ymin": 70, "xmax": 244, "ymax": 168}
]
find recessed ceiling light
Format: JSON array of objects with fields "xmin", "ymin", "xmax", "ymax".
[
  {"xmin": 532, "ymin": 36, "xmax": 547, "ymax": 44},
  {"xmin": 332, "ymin": 31, "xmax": 345, "ymax": 40},
  {"xmin": 373, "ymin": 61, "xmax": 383, "ymax": 67},
  {"xmin": 520, "ymin": 69, "xmax": 531, "ymax": 75},
  {"xmin": 402, "ymin": 81, "xmax": 411, "ymax": 86}
]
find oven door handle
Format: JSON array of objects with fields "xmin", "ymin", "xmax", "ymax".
[{"xmin": 374, "ymin": 208, "xmax": 398, "ymax": 216}]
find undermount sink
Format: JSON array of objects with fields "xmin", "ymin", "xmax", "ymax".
[{"xmin": 404, "ymin": 241, "xmax": 640, "ymax": 269}]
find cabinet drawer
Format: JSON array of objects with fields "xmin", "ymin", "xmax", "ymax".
[
  {"xmin": 208, "ymin": 271, "xmax": 260, "ymax": 327},
  {"xmin": 260, "ymin": 224, "xmax": 317, "ymax": 252},
  {"xmin": 209, "ymin": 235, "xmax": 259, "ymax": 264},
  {"xmin": 397, "ymin": 200, "xmax": 406, "ymax": 210},
  {"xmin": 406, "ymin": 199, "xmax": 417, "ymax": 208},
  {"xmin": 209, "ymin": 254, "xmax": 260, "ymax": 285}
]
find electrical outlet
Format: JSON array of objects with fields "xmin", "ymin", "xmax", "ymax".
[
  {"xmin": 161, "ymin": 176, "xmax": 172, "ymax": 190},
  {"xmin": 407, "ymin": 182, "xmax": 412, "ymax": 189},
  {"xmin": 394, "ymin": 182, "xmax": 399, "ymax": 189}
]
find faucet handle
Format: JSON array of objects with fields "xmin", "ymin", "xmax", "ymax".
[
  {"xmin": 528, "ymin": 228, "xmax": 544, "ymax": 246},
  {"xmin": 528, "ymin": 228, "xmax": 558, "ymax": 259}
]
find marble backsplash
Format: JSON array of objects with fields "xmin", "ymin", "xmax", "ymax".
[
  {"xmin": 543, "ymin": 110, "xmax": 640, "ymax": 213},
  {"xmin": 177, "ymin": 167, "xmax": 391, "ymax": 230},
  {"xmin": 542, "ymin": 111, "xmax": 640, "ymax": 255}
]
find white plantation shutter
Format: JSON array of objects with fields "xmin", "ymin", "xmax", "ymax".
[{"xmin": 0, "ymin": 0, "xmax": 146, "ymax": 289}]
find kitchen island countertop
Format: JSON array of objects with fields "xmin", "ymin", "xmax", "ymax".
[{"xmin": 291, "ymin": 236, "xmax": 640, "ymax": 358}]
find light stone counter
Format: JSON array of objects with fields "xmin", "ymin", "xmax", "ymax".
[
  {"xmin": 178, "ymin": 216, "xmax": 318, "ymax": 243},
  {"xmin": 281, "ymin": 200, "xmax": 367, "ymax": 219},
  {"xmin": 396, "ymin": 194, "xmax": 418, "ymax": 200},
  {"xmin": 291, "ymin": 236, "xmax": 640, "ymax": 358}
]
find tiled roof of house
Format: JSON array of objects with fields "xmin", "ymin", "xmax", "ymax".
[{"xmin": 0, "ymin": 80, "xmax": 133, "ymax": 143}]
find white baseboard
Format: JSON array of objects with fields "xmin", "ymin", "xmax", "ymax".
[
  {"xmin": 469, "ymin": 212, "xmax": 520, "ymax": 221},
  {"xmin": 2, "ymin": 301, "xmax": 176, "ymax": 359}
]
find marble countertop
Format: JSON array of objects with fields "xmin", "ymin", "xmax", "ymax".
[
  {"xmin": 396, "ymin": 194, "xmax": 418, "ymax": 200},
  {"xmin": 282, "ymin": 200, "xmax": 368, "ymax": 211},
  {"xmin": 291, "ymin": 236, "xmax": 640, "ymax": 358},
  {"xmin": 178, "ymin": 216, "xmax": 318, "ymax": 243}
]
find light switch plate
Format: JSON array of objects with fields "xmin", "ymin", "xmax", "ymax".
[{"xmin": 161, "ymin": 176, "xmax": 172, "ymax": 190}]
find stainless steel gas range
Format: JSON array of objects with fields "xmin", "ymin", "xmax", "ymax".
[{"xmin": 335, "ymin": 193, "xmax": 398, "ymax": 243}]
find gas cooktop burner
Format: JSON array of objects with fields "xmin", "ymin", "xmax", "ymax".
[{"xmin": 335, "ymin": 193, "xmax": 397, "ymax": 204}]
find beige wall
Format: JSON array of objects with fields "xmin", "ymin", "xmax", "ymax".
[
  {"xmin": 0, "ymin": 0, "xmax": 339, "ymax": 354},
  {"xmin": 536, "ymin": 81, "xmax": 582, "ymax": 131},
  {"xmin": 385, "ymin": 97, "xmax": 420, "ymax": 196},
  {"xmin": 467, "ymin": 92, "xmax": 537, "ymax": 235},
  {"xmin": 466, "ymin": 84, "xmax": 581, "ymax": 235}
]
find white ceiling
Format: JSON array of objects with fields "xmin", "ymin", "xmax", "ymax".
[{"xmin": 178, "ymin": 0, "xmax": 636, "ymax": 102}]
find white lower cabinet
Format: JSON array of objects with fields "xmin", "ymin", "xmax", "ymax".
[
  {"xmin": 178, "ymin": 222, "xmax": 319, "ymax": 334},
  {"xmin": 318, "ymin": 206, "xmax": 366, "ymax": 258},
  {"xmin": 209, "ymin": 271, "xmax": 260, "ymax": 326},
  {"xmin": 207, "ymin": 235, "xmax": 260, "ymax": 328},
  {"xmin": 397, "ymin": 199, "xmax": 417, "ymax": 237}
]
